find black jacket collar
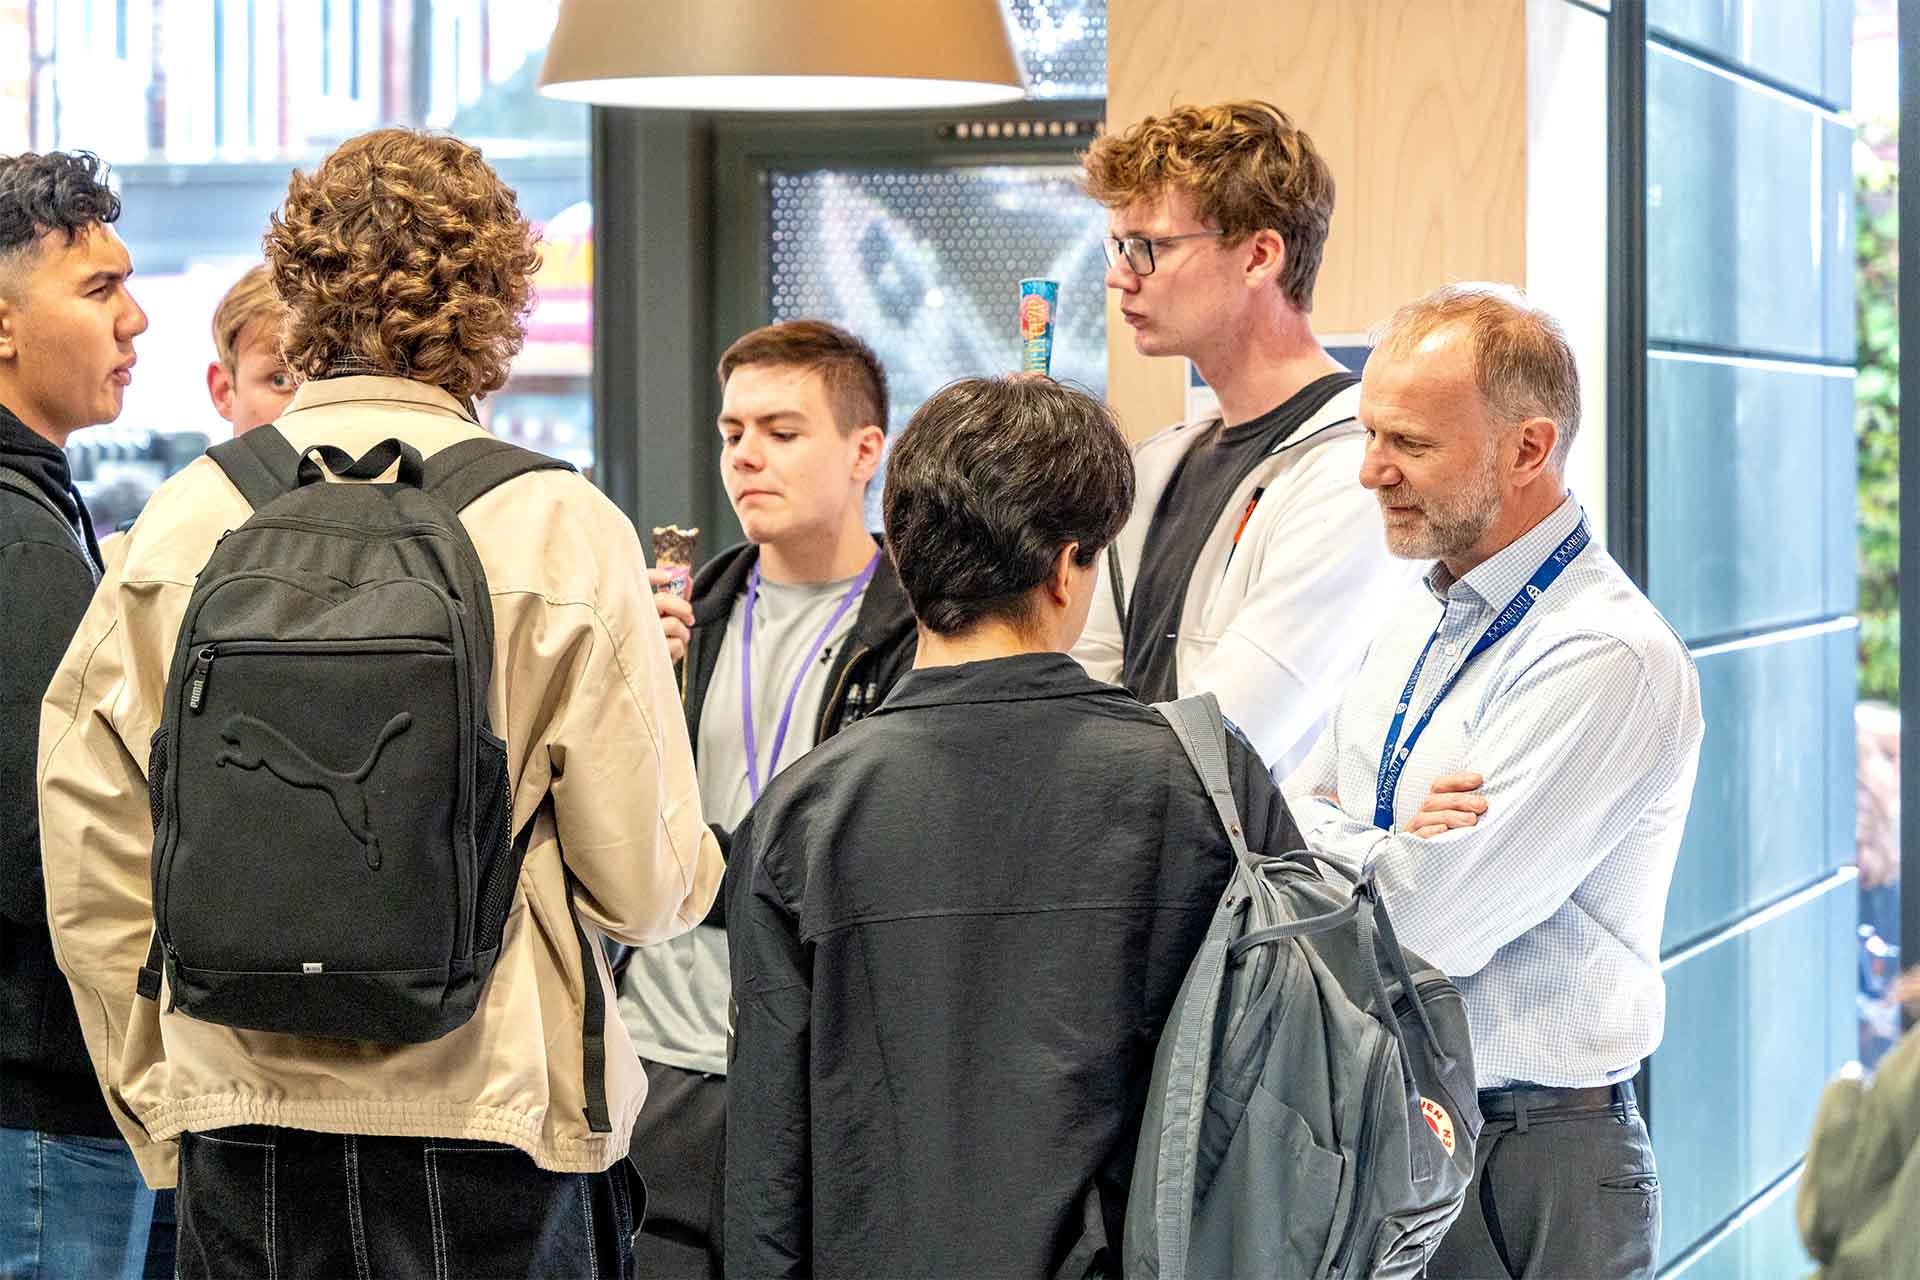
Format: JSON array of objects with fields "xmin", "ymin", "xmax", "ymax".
[
  {"xmin": 877, "ymin": 652, "xmax": 1114, "ymax": 713},
  {"xmin": 689, "ymin": 535, "xmax": 916, "ymax": 653}
]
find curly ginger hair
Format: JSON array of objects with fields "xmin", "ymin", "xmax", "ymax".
[
  {"xmin": 1082, "ymin": 101, "xmax": 1334, "ymax": 313},
  {"xmin": 266, "ymin": 128, "xmax": 538, "ymax": 400}
]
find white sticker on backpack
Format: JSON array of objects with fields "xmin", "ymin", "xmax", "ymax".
[{"xmin": 1420, "ymin": 1096, "xmax": 1456, "ymax": 1155}]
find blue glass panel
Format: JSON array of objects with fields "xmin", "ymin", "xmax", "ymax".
[
  {"xmin": 1648, "ymin": 0, "xmax": 1850, "ymax": 105},
  {"xmin": 1662, "ymin": 628, "xmax": 1855, "ymax": 951},
  {"xmin": 1646, "ymin": 355, "xmax": 1856, "ymax": 641},
  {"xmin": 1652, "ymin": 877, "xmax": 1856, "ymax": 1268},
  {"xmin": 1661, "ymin": 1171, "xmax": 1811, "ymax": 1278},
  {"xmin": 1647, "ymin": 48, "xmax": 1852, "ymax": 360}
]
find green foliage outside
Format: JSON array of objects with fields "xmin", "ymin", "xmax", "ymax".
[{"xmin": 1856, "ymin": 119, "xmax": 1899, "ymax": 705}]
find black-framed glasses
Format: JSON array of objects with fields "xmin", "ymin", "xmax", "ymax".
[{"xmin": 1100, "ymin": 229, "xmax": 1227, "ymax": 276}]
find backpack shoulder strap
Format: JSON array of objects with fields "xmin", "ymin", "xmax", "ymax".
[
  {"xmin": 1153, "ymin": 692, "xmax": 1252, "ymax": 866},
  {"xmin": 422, "ymin": 438, "xmax": 575, "ymax": 513},
  {"xmin": 0, "ymin": 464, "xmax": 72, "ymax": 527},
  {"xmin": 205, "ymin": 426, "xmax": 302, "ymax": 511},
  {"xmin": 1105, "ymin": 542, "xmax": 1130, "ymax": 638}
]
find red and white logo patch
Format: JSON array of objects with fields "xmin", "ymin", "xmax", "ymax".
[{"xmin": 1420, "ymin": 1096, "xmax": 1456, "ymax": 1155}]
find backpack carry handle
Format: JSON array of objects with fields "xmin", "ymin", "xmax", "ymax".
[
  {"xmin": 296, "ymin": 438, "xmax": 426, "ymax": 489},
  {"xmin": 1367, "ymin": 886, "xmax": 1443, "ymax": 1047}
]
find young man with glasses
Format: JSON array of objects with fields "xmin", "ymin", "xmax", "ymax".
[{"xmin": 1074, "ymin": 101, "xmax": 1416, "ymax": 777}]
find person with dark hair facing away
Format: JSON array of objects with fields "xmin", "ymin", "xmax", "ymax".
[
  {"xmin": 724, "ymin": 376, "xmax": 1303, "ymax": 1278},
  {"xmin": 0, "ymin": 149, "xmax": 152, "ymax": 1280},
  {"xmin": 38, "ymin": 129, "xmax": 720, "ymax": 1279},
  {"xmin": 618, "ymin": 318, "xmax": 916, "ymax": 1278}
]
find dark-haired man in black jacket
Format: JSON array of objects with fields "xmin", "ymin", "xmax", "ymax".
[
  {"xmin": 0, "ymin": 149, "xmax": 152, "ymax": 1280},
  {"xmin": 617, "ymin": 320, "xmax": 915, "ymax": 1278},
  {"xmin": 726, "ymin": 375, "xmax": 1302, "ymax": 1279}
]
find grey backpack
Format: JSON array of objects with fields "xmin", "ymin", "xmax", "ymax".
[{"xmin": 1127, "ymin": 695, "xmax": 1482, "ymax": 1279}]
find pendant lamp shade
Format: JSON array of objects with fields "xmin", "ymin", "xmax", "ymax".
[{"xmin": 539, "ymin": 0, "xmax": 1028, "ymax": 111}]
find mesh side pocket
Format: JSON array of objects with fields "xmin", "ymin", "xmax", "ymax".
[
  {"xmin": 471, "ymin": 730, "xmax": 520, "ymax": 956},
  {"xmin": 147, "ymin": 728, "xmax": 169, "ymax": 833}
]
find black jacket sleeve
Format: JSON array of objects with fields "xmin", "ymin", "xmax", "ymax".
[
  {"xmin": 1223, "ymin": 726, "xmax": 1305, "ymax": 861},
  {"xmin": 0, "ymin": 536, "xmax": 98, "ymax": 925},
  {"xmin": 699, "ymin": 822, "xmax": 733, "ymax": 928},
  {"xmin": 724, "ymin": 812, "xmax": 813, "ymax": 1277}
]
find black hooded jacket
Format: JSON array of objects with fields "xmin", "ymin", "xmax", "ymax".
[
  {"xmin": 677, "ymin": 536, "xmax": 917, "ymax": 929},
  {"xmin": 0, "ymin": 403, "xmax": 114, "ymax": 1138}
]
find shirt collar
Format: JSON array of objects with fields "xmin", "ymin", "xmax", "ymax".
[
  {"xmin": 876, "ymin": 651, "xmax": 1115, "ymax": 714},
  {"xmin": 277, "ymin": 375, "xmax": 480, "ymax": 425},
  {"xmin": 1424, "ymin": 492, "xmax": 1585, "ymax": 606}
]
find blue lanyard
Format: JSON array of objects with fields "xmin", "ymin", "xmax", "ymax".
[
  {"xmin": 741, "ymin": 550, "xmax": 880, "ymax": 802},
  {"xmin": 1372, "ymin": 518, "xmax": 1590, "ymax": 831}
]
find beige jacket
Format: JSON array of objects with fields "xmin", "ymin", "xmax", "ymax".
[{"xmin": 37, "ymin": 376, "xmax": 722, "ymax": 1188}]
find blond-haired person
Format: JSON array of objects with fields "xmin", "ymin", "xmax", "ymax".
[
  {"xmin": 204, "ymin": 263, "xmax": 295, "ymax": 434},
  {"xmin": 1072, "ymin": 101, "xmax": 1416, "ymax": 776},
  {"xmin": 38, "ymin": 128, "xmax": 720, "ymax": 1278}
]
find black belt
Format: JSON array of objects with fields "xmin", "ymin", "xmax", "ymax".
[{"xmin": 1476, "ymin": 1082, "xmax": 1635, "ymax": 1132}]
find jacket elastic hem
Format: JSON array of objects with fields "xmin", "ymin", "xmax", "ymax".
[{"xmin": 140, "ymin": 1093, "xmax": 639, "ymax": 1175}]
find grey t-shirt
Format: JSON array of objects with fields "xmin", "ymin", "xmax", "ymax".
[{"xmin": 618, "ymin": 570, "xmax": 866, "ymax": 1075}]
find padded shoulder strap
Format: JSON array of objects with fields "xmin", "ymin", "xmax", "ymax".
[
  {"xmin": 422, "ymin": 437, "xmax": 576, "ymax": 513},
  {"xmin": 1153, "ymin": 693, "xmax": 1252, "ymax": 867},
  {"xmin": 205, "ymin": 426, "xmax": 302, "ymax": 511},
  {"xmin": 0, "ymin": 464, "xmax": 71, "ymax": 526},
  {"xmin": 1106, "ymin": 543, "xmax": 1130, "ymax": 638}
]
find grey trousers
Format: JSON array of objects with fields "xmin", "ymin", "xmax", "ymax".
[{"xmin": 1428, "ymin": 1084, "xmax": 1659, "ymax": 1279}]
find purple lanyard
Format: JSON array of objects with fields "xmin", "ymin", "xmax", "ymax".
[{"xmin": 741, "ymin": 549, "xmax": 881, "ymax": 801}]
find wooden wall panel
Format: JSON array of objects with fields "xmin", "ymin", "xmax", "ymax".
[{"xmin": 1104, "ymin": 0, "xmax": 1530, "ymax": 437}]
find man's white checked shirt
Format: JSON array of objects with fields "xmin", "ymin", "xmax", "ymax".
[{"xmin": 1283, "ymin": 494, "xmax": 1704, "ymax": 1089}]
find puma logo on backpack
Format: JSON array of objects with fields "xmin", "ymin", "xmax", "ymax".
[
  {"xmin": 138, "ymin": 429, "xmax": 574, "ymax": 1047},
  {"xmin": 215, "ymin": 711, "xmax": 413, "ymax": 869}
]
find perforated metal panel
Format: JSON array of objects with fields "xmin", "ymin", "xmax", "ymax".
[
  {"xmin": 1004, "ymin": 0, "xmax": 1107, "ymax": 100},
  {"xmin": 768, "ymin": 165, "xmax": 1108, "ymax": 422}
]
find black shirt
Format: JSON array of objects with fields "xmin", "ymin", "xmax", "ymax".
[
  {"xmin": 724, "ymin": 652, "xmax": 1301, "ymax": 1278},
  {"xmin": 1121, "ymin": 372, "xmax": 1359, "ymax": 703},
  {"xmin": 0, "ymin": 403, "xmax": 115, "ymax": 1138}
]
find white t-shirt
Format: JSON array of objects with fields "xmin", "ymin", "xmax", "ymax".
[{"xmin": 618, "ymin": 570, "xmax": 866, "ymax": 1075}]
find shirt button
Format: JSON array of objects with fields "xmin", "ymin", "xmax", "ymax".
[{"xmin": 1445, "ymin": 642, "xmax": 1459, "ymax": 656}]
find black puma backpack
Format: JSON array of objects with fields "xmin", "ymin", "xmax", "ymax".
[{"xmin": 138, "ymin": 428, "xmax": 573, "ymax": 1046}]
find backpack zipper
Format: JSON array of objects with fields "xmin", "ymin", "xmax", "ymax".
[
  {"xmin": 1329, "ymin": 1037, "xmax": 1391, "ymax": 1276},
  {"xmin": 187, "ymin": 647, "xmax": 216, "ymax": 713},
  {"xmin": 818, "ymin": 645, "xmax": 873, "ymax": 740}
]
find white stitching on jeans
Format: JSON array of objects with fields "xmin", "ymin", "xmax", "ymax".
[
  {"xmin": 580, "ymin": 1176, "xmax": 599, "ymax": 1280},
  {"xmin": 344, "ymin": 1136, "xmax": 371, "ymax": 1280},
  {"xmin": 425, "ymin": 1149, "xmax": 448, "ymax": 1280},
  {"xmin": 263, "ymin": 1143, "xmax": 278, "ymax": 1280}
]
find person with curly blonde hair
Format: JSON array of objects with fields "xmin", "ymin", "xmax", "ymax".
[
  {"xmin": 38, "ymin": 128, "xmax": 720, "ymax": 1277},
  {"xmin": 1071, "ymin": 101, "xmax": 1417, "ymax": 779}
]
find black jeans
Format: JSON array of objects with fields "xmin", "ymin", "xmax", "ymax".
[
  {"xmin": 628, "ymin": 1060, "xmax": 724, "ymax": 1280},
  {"xmin": 1428, "ymin": 1085, "xmax": 1659, "ymax": 1280},
  {"xmin": 176, "ymin": 1126, "xmax": 638, "ymax": 1280}
]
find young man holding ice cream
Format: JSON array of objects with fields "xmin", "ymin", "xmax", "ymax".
[{"xmin": 620, "ymin": 318, "xmax": 917, "ymax": 1278}]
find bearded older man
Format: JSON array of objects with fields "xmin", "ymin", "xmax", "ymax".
[{"xmin": 1283, "ymin": 283, "xmax": 1703, "ymax": 1279}]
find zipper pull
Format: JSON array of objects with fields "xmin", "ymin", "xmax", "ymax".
[{"xmin": 187, "ymin": 646, "xmax": 216, "ymax": 713}]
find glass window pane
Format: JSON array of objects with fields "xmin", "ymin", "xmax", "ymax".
[{"xmin": 9, "ymin": 0, "xmax": 592, "ymax": 531}]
